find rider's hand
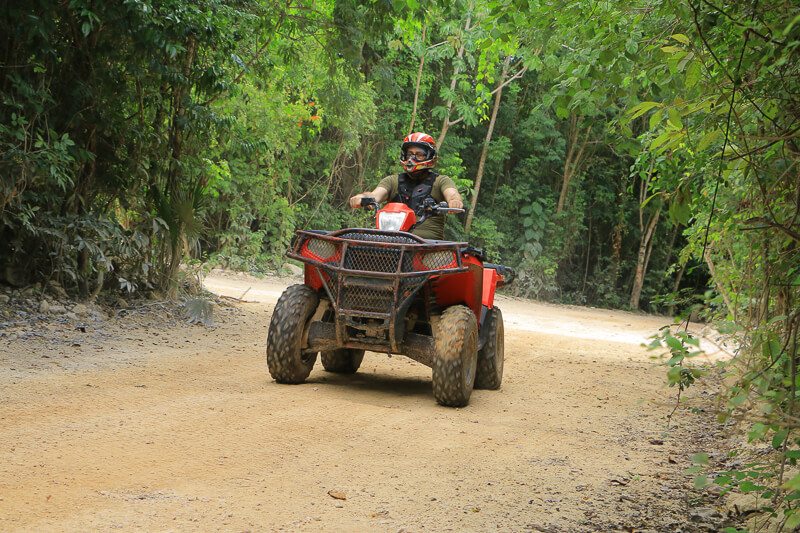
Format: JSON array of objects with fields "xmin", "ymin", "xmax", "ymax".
[
  {"xmin": 448, "ymin": 198, "xmax": 464, "ymax": 209},
  {"xmin": 349, "ymin": 195, "xmax": 362, "ymax": 209}
]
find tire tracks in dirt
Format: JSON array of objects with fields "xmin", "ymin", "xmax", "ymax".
[{"xmin": 0, "ymin": 272, "xmax": 724, "ymax": 531}]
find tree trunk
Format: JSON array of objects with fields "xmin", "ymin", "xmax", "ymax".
[
  {"xmin": 582, "ymin": 214, "xmax": 593, "ymax": 295},
  {"xmin": 704, "ymin": 248, "xmax": 737, "ymax": 320},
  {"xmin": 556, "ymin": 113, "xmax": 590, "ymax": 214},
  {"xmin": 464, "ymin": 56, "xmax": 511, "ymax": 233},
  {"xmin": 629, "ymin": 201, "xmax": 662, "ymax": 309},
  {"xmin": 436, "ymin": 14, "xmax": 471, "ymax": 150},
  {"xmin": 607, "ymin": 182, "xmax": 627, "ymax": 291},
  {"xmin": 663, "ymin": 223, "xmax": 681, "ymax": 269},
  {"xmin": 667, "ymin": 261, "xmax": 687, "ymax": 316},
  {"xmin": 408, "ymin": 25, "xmax": 426, "ymax": 134},
  {"xmin": 162, "ymin": 36, "xmax": 197, "ymax": 297}
]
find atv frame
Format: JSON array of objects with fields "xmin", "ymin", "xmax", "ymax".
[{"xmin": 267, "ymin": 222, "xmax": 512, "ymax": 406}]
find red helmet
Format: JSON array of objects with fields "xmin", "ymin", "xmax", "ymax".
[{"xmin": 400, "ymin": 132, "xmax": 437, "ymax": 173}]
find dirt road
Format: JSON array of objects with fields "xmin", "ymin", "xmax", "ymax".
[{"xmin": 0, "ymin": 272, "xmax": 726, "ymax": 532}]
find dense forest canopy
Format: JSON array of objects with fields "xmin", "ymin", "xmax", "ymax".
[{"xmin": 2, "ymin": 0, "xmax": 800, "ymax": 524}]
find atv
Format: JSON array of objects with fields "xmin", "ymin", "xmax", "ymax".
[{"xmin": 266, "ymin": 198, "xmax": 514, "ymax": 407}]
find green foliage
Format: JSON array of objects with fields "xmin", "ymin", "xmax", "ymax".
[
  {"xmin": 464, "ymin": 216, "xmax": 505, "ymax": 261},
  {"xmin": 2, "ymin": 2, "xmax": 799, "ymax": 523},
  {"xmin": 648, "ymin": 327, "xmax": 705, "ymax": 390}
]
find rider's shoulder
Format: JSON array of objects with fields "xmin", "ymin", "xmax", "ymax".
[
  {"xmin": 378, "ymin": 174, "xmax": 400, "ymax": 186},
  {"xmin": 433, "ymin": 173, "xmax": 454, "ymax": 186}
]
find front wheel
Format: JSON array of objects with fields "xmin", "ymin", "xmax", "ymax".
[
  {"xmin": 266, "ymin": 284, "xmax": 319, "ymax": 384},
  {"xmin": 432, "ymin": 305, "xmax": 478, "ymax": 407},
  {"xmin": 474, "ymin": 307, "xmax": 504, "ymax": 390},
  {"xmin": 321, "ymin": 349, "xmax": 365, "ymax": 373}
]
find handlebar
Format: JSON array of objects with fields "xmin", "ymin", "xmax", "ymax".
[
  {"xmin": 359, "ymin": 197, "xmax": 462, "ymax": 216},
  {"xmin": 421, "ymin": 198, "xmax": 463, "ymax": 214},
  {"xmin": 360, "ymin": 197, "xmax": 378, "ymax": 210},
  {"xmin": 415, "ymin": 199, "xmax": 463, "ymax": 226}
]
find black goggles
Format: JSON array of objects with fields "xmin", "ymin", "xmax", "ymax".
[{"xmin": 401, "ymin": 147, "xmax": 432, "ymax": 162}]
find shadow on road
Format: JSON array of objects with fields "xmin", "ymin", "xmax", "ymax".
[{"xmin": 307, "ymin": 371, "xmax": 432, "ymax": 399}]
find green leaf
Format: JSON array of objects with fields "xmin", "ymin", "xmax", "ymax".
[
  {"xmin": 786, "ymin": 510, "xmax": 800, "ymax": 531},
  {"xmin": 669, "ymin": 198, "xmax": 692, "ymax": 225},
  {"xmin": 697, "ymin": 130, "xmax": 721, "ymax": 151},
  {"xmin": 685, "ymin": 61, "xmax": 702, "ymax": 88},
  {"xmin": 661, "ymin": 45, "xmax": 683, "ymax": 54},
  {"xmin": 783, "ymin": 13, "xmax": 800, "ymax": 36},
  {"xmin": 761, "ymin": 336, "xmax": 782, "ymax": 360},
  {"xmin": 729, "ymin": 391, "xmax": 748, "ymax": 407},
  {"xmin": 667, "ymin": 366, "xmax": 682, "ymax": 385},
  {"xmin": 692, "ymin": 452, "xmax": 709, "ymax": 465},
  {"xmin": 683, "ymin": 334, "xmax": 701, "ymax": 347},
  {"xmin": 641, "ymin": 191, "xmax": 661, "ymax": 208},
  {"xmin": 665, "ymin": 334, "xmax": 683, "ymax": 351},
  {"xmin": 772, "ymin": 429, "xmax": 789, "ymax": 449},
  {"xmin": 649, "ymin": 109, "xmax": 662, "ymax": 130},
  {"xmin": 650, "ymin": 131, "xmax": 674, "ymax": 150},
  {"xmin": 739, "ymin": 481, "xmax": 764, "ymax": 493},
  {"xmin": 671, "ymin": 33, "xmax": 690, "ymax": 45},
  {"xmin": 668, "ymin": 108, "xmax": 683, "ymax": 129},
  {"xmin": 667, "ymin": 353, "xmax": 685, "ymax": 366},
  {"xmin": 627, "ymin": 101, "xmax": 662, "ymax": 121},
  {"xmin": 748, "ymin": 422, "xmax": 768, "ymax": 442},
  {"xmin": 768, "ymin": 315, "xmax": 787, "ymax": 325},
  {"xmin": 784, "ymin": 473, "xmax": 800, "ymax": 491}
]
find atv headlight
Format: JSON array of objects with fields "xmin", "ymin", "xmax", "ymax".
[
  {"xmin": 377, "ymin": 211, "xmax": 409, "ymax": 232},
  {"xmin": 305, "ymin": 238, "xmax": 337, "ymax": 260},
  {"xmin": 418, "ymin": 250, "xmax": 457, "ymax": 270}
]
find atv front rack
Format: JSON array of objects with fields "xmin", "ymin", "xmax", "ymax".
[{"xmin": 289, "ymin": 228, "xmax": 468, "ymax": 354}]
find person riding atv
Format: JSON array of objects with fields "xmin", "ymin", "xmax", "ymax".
[
  {"xmin": 266, "ymin": 131, "xmax": 513, "ymax": 407},
  {"xmin": 349, "ymin": 132, "xmax": 463, "ymax": 240}
]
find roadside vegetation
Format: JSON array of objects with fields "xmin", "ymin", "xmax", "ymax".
[{"xmin": 1, "ymin": 0, "xmax": 799, "ymax": 529}]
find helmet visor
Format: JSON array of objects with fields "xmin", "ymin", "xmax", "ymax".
[{"xmin": 401, "ymin": 144, "xmax": 434, "ymax": 162}]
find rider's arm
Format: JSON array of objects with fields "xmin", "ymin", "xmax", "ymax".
[
  {"xmin": 443, "ymin": 187, "xmax": 464, "ymax": 209},
  {"xmin": 349, "ymin": 186, "xmax": 389, "ymax": 209}
]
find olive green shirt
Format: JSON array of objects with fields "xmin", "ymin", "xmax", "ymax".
[{"xmin": 377, "ymin": 173, "xmax": 456, "ymax": 240}]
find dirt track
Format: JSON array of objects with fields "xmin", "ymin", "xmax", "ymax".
[{"xmin": 0, "ymin": 272, "xmax": 727, "ymax": 532}]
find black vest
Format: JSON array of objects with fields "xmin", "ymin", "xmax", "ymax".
[{"xmin": 392, "ymin": 171, "xmax": 438, "ymax": 214}]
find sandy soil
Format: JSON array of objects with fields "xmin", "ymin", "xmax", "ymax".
[{"xmin": 0, "ymin": 271, "xmax": 730, "ymax": 532}]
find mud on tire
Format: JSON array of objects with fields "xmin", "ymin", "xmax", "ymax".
[
  {"xmin": 321, "ymin": 349, "xmax": 365, "ymax": 373},
  {"xmin": 475, "ymin": 307, "xmax": 504, "ymax": 390},
  {"xmin": 432, "ymin": 305, "xmax": 478, "ymax": 407},
  {"xmin": 266, "ymin": 284, "xmax": 319, "ymax": 384}
]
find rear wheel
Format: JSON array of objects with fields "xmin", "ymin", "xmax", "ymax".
[
  {"xmin": 321, "ymin": 349, "xmax": 365, "ymax": 373},
  {"xmin": 266, "ymin": 284, "xmax": 319, "ymax": 384},
  {"xmin": 432, "ymin": 305, "xmax": 478, "ymax": 407},
  {"xmin": 474, "ymin": 307, "xmax": 504, "ymax": 390}
]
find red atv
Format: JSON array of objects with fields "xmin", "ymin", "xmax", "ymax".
[{"xmin": 266, "ymin": 198, "xmax": 514, "ymax": 407}]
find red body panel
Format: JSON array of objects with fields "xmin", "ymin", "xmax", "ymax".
[
  {"xmin": 376, "ymin": 202, "xmax": 417, "ymax": 232},
  {"xmin": 304, "ymin": 264, "xmax": 323, "ymax": 290},
  {"xmin": 482, "ymin": 268, "xmax": 499, "ymax": 309},
  {"xmin": 431, "ymin": 254, "xmax": 484, "ymax": 320},
  {"xmin": 295, "ymin": 221, "xmax": 508, "ymax": 330}
]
